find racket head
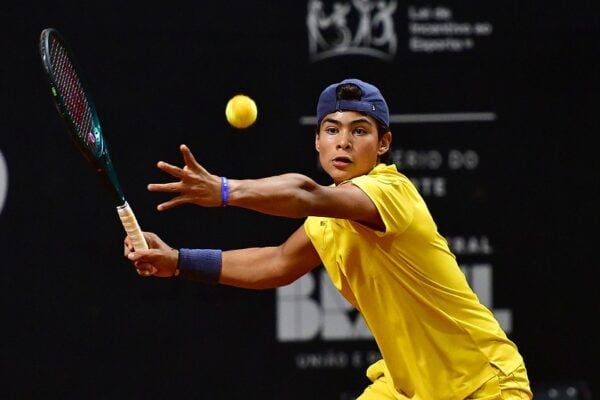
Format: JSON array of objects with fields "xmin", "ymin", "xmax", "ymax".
[{"xmin": 39, "ymin": 28, "xmax": 125, "ymax": 204}]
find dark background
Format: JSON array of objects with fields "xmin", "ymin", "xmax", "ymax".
[{"xmin": 1, "ymin": 1, "xmax": 598, "ymax": 399}]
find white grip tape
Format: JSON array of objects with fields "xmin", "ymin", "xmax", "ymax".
[{"xmin": 117, "ymin": 202, "xmax": 148, "ymax": 250}]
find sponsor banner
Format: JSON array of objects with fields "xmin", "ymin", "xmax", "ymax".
[{"xmin": 307, "ymin": 1, "xmax": 494, "ymax": 62}]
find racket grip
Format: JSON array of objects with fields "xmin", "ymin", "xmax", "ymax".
[{"xmin": 117, "ymin": 202, "xmax": 148, "ymax": 250}]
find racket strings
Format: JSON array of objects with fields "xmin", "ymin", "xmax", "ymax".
[{"xmin": 48, "ymin": 37, "xmax": 97, "ymax": 152}]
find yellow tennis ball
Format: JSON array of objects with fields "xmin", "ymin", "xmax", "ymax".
[{"xmin": 225, "ymin": 94, "xmax": 258, "ymax": 129}]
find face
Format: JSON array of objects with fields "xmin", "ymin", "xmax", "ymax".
[{"xmin": 316, "ymin": 111, "xmax": 391, "ymax": 184}]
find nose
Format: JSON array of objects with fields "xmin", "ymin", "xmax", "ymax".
[{"xmin": 336, "ymin": 131, "xmax": 352, "ymax": 150}]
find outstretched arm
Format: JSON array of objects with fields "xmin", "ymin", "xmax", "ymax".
[
  {"xmin": 125, "ymin": 225, "xmax": 322, "ymax": 289},
  {"xmin": 149, "ymin": 144, "xmax": 384, "ymax": 230}
]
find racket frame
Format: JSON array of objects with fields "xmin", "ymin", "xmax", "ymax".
[{"xmin": 39, "ymin": 28, "xmax": 148, "ymax": 251}]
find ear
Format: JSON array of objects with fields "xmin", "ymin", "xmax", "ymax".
[
  {"xmin": 315, "ymin": 132, "xmax": 321, "ymax": 153},
  {"xmin": 378, "ymin": 131, "xmax": 392, "ymax": 155}
]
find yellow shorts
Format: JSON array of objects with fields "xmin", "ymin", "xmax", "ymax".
[{"xmin": 357, "ymin": 361, "xmax": 532, "ymax": 400}]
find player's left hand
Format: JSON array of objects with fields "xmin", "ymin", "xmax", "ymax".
[{"xmin": 148, "ymin": 144, "xmax": 223, "ymax": 210}]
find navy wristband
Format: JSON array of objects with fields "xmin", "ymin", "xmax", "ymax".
[
  {"xmin": 177, "ymin": 248, "xmax": 223, "ymax": 284},
  {"xmin": 221, "ymin": 176, "xmax": 229, "ymax": 207}
]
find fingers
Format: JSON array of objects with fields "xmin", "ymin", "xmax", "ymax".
[
  {"xmin": 156, "ymin": 197, "xmax": 188, "ymax": 211},
  {"xmin": 123, "ymin": 236, "xmax": 134, "ymax": 256},
  {"xmin": 147, "ymin": 182, "xmax": 181, "ymax": 193},
  {"xmin": 180, "ymin": 144, "xmax": 209, "ymax": 175},
  {"xmin": 147, "ymin": 144, "xmax": 215, "ymax": 211},
  {"xmin": 180, "ymin": 144, "xmax": 198, "ymax": 167},
  {"xmin": 124, "ymin": 232, "xmax": 166, "ymax": 278},
  {"xmin": 124, "ymin": 245, "xmax": 157, "ymax": 277},
  {"xmin": 136, "ymin": 264, "xmax": 158, "ymax": 277},
  {"xmin": 156, "ymin": 161, "xmax": 186, "ymax": 179},
  {"xmin": 128, "ymin": 250, "xmax": 157, "ymax": 277},
  {"xmin": 155, "ymin": 144, "xmax": 207, "ymax": 178},
  {"xmin": 142, "ymin": 231, "xmax": 157, "ymax": 245}
]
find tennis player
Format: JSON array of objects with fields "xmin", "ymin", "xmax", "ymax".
[{"xmin": 125, "ymin": 79, "xmax": 532, "ymax": 399}]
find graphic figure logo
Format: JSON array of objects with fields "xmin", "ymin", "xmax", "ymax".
[{"xmin": 307, "ymin": 0, "xmax": 398, "ymax": 62}]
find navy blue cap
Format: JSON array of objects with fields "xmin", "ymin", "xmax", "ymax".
[{"xmin": 316, "ymin": 78, "xmax": 390, "ymax": 128}]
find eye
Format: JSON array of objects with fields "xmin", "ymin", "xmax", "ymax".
[
  {"xmin": 353, "ymin": 127, "xmax": 367, "ymax": 135},
  {"xmin": 325, "ymin": 126, "xmax": 338, "ymax": 135}
]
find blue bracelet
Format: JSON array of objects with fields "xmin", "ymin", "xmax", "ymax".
[
  {"xmin": 221, "ymin": 176, "xmax": 229, "ymax": 207},
  {"xmin": 177, "ymin": 248, "xmax": 223, "ymax": 284}
]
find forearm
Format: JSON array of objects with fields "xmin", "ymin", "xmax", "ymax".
[
  {"xmin": 220, "ymin": 247, "xmax": 297, "ymax": 289},
  {"xmin": 177, "ymin": 246, "xmax": 298, "ymax": 289},
  {"xmin": 227, "ymin": 173, "xmax": 323, "ymax": 218},
  {"xmin": 178, "ymin": 226, "xmax": 321, "ymax": 290}
]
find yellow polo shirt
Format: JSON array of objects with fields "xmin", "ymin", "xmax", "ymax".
[{"xmin": 304, "ymin": 164, "xmax": 523, "ymax": 400}]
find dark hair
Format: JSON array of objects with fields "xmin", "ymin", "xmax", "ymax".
[{"xmin": 335, "ymin": 83, "xmax": 391, "ymax": 164}]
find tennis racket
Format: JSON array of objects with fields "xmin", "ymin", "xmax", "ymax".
[{"xmin": 39, "ymin": 28, "xmax": 147, "ymax": 251}]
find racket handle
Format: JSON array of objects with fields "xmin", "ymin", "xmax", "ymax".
[{"xmin": 117, "ymin": 202, "xmax": 148, "ymax": 250}]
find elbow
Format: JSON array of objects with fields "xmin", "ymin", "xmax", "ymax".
[
  {"xmin": 284, "ymin": 174, "xmax": 322, "ymax": 218},
  {"xmin": 271, "ymin": 270, "xmax": 302, "ymax": 288}
]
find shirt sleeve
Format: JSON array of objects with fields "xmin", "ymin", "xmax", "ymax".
[{"xmin": 350, "ymin": 173, "xmax": 415, "ymax": 236}]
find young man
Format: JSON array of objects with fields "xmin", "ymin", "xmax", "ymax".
[{"xmin": 125, "ymin": 79, "xmax": 532, "ymax": 399}]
